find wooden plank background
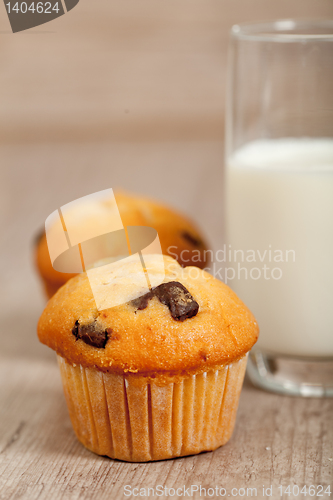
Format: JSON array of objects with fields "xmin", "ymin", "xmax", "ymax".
[
  {"xmin": 0, "ymin": 0, "xmax": 332, "ymax": 145},
  {"xmin": 0, "ymin": 1, "xmax": 333, "ymax": 498}
]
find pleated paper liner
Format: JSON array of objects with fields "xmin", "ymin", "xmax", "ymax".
[{"xmin": 57, "ymin": 354, "xmax": 247, "ymax": 462}]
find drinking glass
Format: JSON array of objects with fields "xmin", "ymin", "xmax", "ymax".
[{"xmin": 225, "ymin": 20, "xmax": 333, "ymax": 397}]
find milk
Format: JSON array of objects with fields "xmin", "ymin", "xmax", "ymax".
[{"xmin": 226, "ymin": 138, "xmax": 333, "ymax": 357}]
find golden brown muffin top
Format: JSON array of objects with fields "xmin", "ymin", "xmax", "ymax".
[
  {"xmin": 37, "ymin": 255, "xmax": 258, "ymax": 380},
  {"xmin": 35, "ymin": 191, "xmax": 209, "ymax": 296}
]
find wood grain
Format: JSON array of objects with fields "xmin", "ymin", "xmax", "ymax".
[{"xmin": 0, "ymin": 0, "xmax": 332, "ymax": 144}]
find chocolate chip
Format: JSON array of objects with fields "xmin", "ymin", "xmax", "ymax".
[
  {"xmin": 154, "ymin": 282, "xmax": 199, "ymax": 320},
  {"xmin": 131, "ymin": 281, "xmax": 199, "ymax": 321},
  {"xmin": 131, "ymin": 291, "xmax": 154, "ymax": 311},
  {"xmin": 181, "ymin": 231, "xmax": 204, "ymax": 248},
  {"xmin": 72, "ymin": 320, "xmax": 110, "ymax": 348}
]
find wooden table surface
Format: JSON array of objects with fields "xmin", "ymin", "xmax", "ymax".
[{"xmin": 1, "ymin": 0, "xmax": 333, "ymax": 498}]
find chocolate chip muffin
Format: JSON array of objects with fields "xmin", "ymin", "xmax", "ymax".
[
  {"xmin": 37, "ymin": 255, "xmax": 258, "ymax": 462},
  {"xmin": 35, "ymin": 191, "xmax": 209, "ymax": 299}
]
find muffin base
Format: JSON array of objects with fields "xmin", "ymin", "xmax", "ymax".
[{"xmin": 57, "ymin": 355, "xmax": 247, "ymax": 462}]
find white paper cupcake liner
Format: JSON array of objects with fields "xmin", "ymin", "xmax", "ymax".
[{"xmin": 57, "ymin": 354, "xmax": 247, "ymax": 462}]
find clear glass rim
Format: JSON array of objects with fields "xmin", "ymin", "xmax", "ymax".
[{"xmin": 231, "ymin": 19, "xmax": 333, "ymax": 42}]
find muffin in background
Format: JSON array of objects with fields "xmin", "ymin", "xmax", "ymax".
[
  {"xmin": 35, "ymin": 191, "xmax": 209, "ymax": 299},
  {"xmin": 37, "ymin": 255, "xmax": 259, "ymax": 462}
]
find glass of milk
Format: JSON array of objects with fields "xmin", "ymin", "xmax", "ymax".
[{"xmin": 225, "ymin": 20, "xmax": 333, "ymax": 397}]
